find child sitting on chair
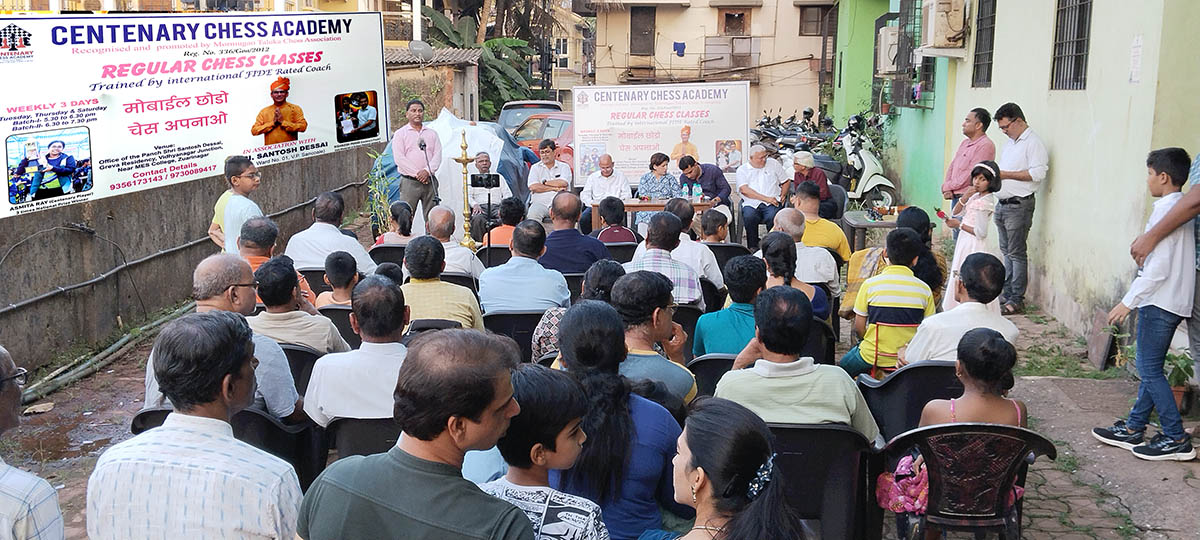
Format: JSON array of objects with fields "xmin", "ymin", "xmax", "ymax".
[
  {"xmin": 314, "ymin": 251, "xmax": 358, "ymax": 308},
  {"xmin": 699, "ymin": 209, "xmax": 728, "ymax": 244}
]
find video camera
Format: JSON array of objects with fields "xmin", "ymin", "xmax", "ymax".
[{"xmin": 470, "ymin": 173, "xmax": 502, "ymax": 189}]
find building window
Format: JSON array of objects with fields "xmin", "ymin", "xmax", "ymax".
[
  {"xmin": 971, "ymin": 0, "xmax": 996, "ymax": 87},
  {"xmin": 895, "ymin": 0, "xmax": 935, "ymax": 108},
  {"xmin": 555, "ymin": 38, "xmax": 569, "ymax": 68},
  {"xmin": 630, "ymin": 6, "xmax": 656, "ymax": 56},
  {"xmin": 799, "ymin": 5, "xmax": 832, "ymax": 36},
  {"xmin": 1050, "ymin": 0, "xmax": 1092, "ymax": 90},
  {"xmin": 718, "ymin": 9, "xmax": 750, "ymax": 37}
]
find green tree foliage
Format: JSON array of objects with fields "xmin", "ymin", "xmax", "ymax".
[{"xmin": 423, "ymin": 6, "xmax": 534, "ymax": 120}]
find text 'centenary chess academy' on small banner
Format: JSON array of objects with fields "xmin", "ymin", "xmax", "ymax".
[{"xmin": 0, "ymin": 12, "xmax": 388, "ymax": 218}]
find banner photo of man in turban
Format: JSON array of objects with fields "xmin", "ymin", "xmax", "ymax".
[
  {"xmin": 670, "ymin": 124, "xmax": 699, "ymax": 163},
  {"xmin": 251, "ymin": 77, "xmax": 308, "ymax": 145}
]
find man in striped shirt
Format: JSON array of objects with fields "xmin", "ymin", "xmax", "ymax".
[{"xmin": 840, "ymin": 229, "xmax": 936, "ymax": 378}]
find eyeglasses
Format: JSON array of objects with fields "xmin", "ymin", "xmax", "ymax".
[
  {"xmin": 237, "ymin": 171, "xmax": 262, "ymax": 179},
  {"xmin": 1, "ymin": 368, "xmax": 27, "ymax": 387},
  {"xmin": 996, "ymin": 120, "xmax": 1012, "ymax": 131},
  {"xmin": 226, "ymin": 281, "xmax": 259, "ymax": 291},
  {"xmin": 664, "ymin": 303, "xmax": 679, "ymax": 314}
]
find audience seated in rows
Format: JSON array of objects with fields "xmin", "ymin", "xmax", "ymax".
[
  {"xmin": 590, "ymin": 197, "xmax": 641, "ymax": 244},
  {"xmin": 693, "ymin": 255, "xmax": 766, "ymax": 357},
  {"xmin": 92, "ymin": 311, "xmax": 302, "ymax": 538},
  {"xmin": 480, "ymin": 364, "xmax": 609, "ymax": 539},
  {"xmin": 623, "ymin": 212, "xmax": 704, "ymax": 309},
  {"xmin": 410, "ymin": 206, "xmax": 486, "ymax": 279},
  {"xmin": 613, "ymin": 271, "xmax": 698, "ymax": 404},
  {"xmin": 633, "ymin": 198, "xmax": 724, "ymax": 289},
  {"xmin": 298, "ymin": 330, "xmax": 533, "ymax": 540},
  {"xmin": 374, "ymin": 200, "xmax": 415, "ymax": 246},
  {"xmin": 532, "ymin": 259, "xmax": 626, "ymax": 360},
  {"xmin": 248, "ymin": 256, "xmax": 351, "ymax": 354},
  {"xmin": 480, "ymin": 220, "xmax": 572, "ymax": 313},
  {"xmin": 285, "ymin": 191, "xmax": 378, "ymax": 273},
  {"xmin": 239, "ymin": 216, "xmax": 316, "ymax": 304},
  {"xmin": 401, "ymin": 236, "xmax": 485, "ymax": 330},
  {"xmin": 304, "ymin": 275, "xmax": 409, "ymax": 427},
  {"xmin": 791, "ymin": 181, "xmax": 851, "ymax": 262},
  {"xmin": 901, "ymin": 253, "xmax": 1018, "ymax": 364},
  {"xmin": 0, "ymin": 346, "xmax": 64, "ymax": 539},
  {"xmin": 699, "ymin": 209, "xmax": 728, "ymax": 244},
  {"xmin": 144, "ymin": 254, "xmax": 302, "ymax": 422},
  {"xmin": 840, "ymin": 228, "xmax": 935, "ymax": 378},
  {"xmin": 759, "ymin": 232, "xmax": 829, "ymax": 321},
  {"xmin": 758, "ymin": 208, "xmax": 839, "ymax": 294},
  {"xmin": 483, "ymin": 197, "xmax": 526, "ymax": 247},
  {"xmin": 551, "ymin": 301, "xmax": 694, "ymax": 540},
  {"xmin": 539, "ymin": 192, "xmax": 612, "ymax": 274},
  {"xmin": 717, "ymin": 286, "xmax": 880, "ymax": 442},
  {"xmin": 314, "ymin": 251, "xmax": 358, "ymax": 308}
]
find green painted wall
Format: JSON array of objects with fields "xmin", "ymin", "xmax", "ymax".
[
  {"xmin": 831, "ymin": 0, "xmax": 889, "ymax": 124},
  {"xmin": 883, "ymin": 57, "xmax": 950, "ymax": 214}
]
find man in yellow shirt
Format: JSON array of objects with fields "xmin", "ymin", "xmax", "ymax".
[
  {"xmin": 792, "ymin": 180, "xmax": 851, "ymax": 261},
  {"xmin": 251, "ymin": 77, "xmax": 308, "ymax": 145},
  {"xmin": 670, "ymin": 125, "xmax": 699, "ymax": 163},
  {"xmin": 399, "ymin": 236, "xmax": 485, "ymax": 331}
]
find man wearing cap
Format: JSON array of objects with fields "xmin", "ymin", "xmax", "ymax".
[
  {"xmin": 791, "ymin": 151, "xmax": 836, "ymax": 219},
  {"xmin": 251, "ymin": 77, "xmax": 308, "ymax": 145},
  {"xmin": 670, "ymin": 125, "xmax": 699, "ymax": 163}
]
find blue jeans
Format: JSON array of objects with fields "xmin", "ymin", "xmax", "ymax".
[
  {"xmin": 839, "ymin": 345, "xmax": 873, "ymax": 378},
  {"xmin": 742, "ymin": 203, "xmax": 780, "ymax": 250},
  {"xmin": 1127, "ymin": 305, "xmax": 1186, "ymax": 440}
]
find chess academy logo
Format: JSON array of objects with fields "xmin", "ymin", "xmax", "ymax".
[{"xmin": 0, "ymin": 24, "xmax": 34, "ymax": 64}]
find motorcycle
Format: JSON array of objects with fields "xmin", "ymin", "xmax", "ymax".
[{"xmin": 833, "ymin": 115, "xmax": 897, "ymax": 207}]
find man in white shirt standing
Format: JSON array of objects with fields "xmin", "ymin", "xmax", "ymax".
[
  {"xmin": 89, "ymin": 311, "xmax": 302, "ymax": 539},
  {"xmin": 304, "ymin": 275, "xmax": 409, "ymax": 427},
  {"xmin": 632, "ymin": 197, "xmax": 723, "ymax": 289},
  {"xmin": 579, "ymin": 153, "xmax": 631, "ymax": 235},
  {"xmin": 900, "ymin": 253, "xmax": 1018, "ymax": 363},
  {"xmin": 993, "ymin": 102, "xmax": 1049, "ymax": 314},
  {"xmin": 469, "ymin": 152, "xmax": 513, "ymax": 242},
  {"xmin": 284, "ymin": 191, "xmax": 378, "ymax": 273},
  {"xmin": 737, "ymin": 145, "xmax": 790, "ymax": 250},
  {"xmin": 527, "ymin": 139, "xmax": 572, "ymax": 229},
  {"xmin": 0, "ymin": 346, "xmax": 63, "ymax": 540}
]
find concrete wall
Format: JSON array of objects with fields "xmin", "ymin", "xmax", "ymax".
[
  {"xmin": 0, "ymin": 147, "xmax": 380, "ymax": 371},
  {"xmin": 944, "ymin": 0, "xmax": 1200, "ymax": 333},
  {"xmin": 830, "ymin": 0, "xmax": 888, "ymax": 123},
  {"xmin": 883, "ymin": 57, "xmax": 951, "ymax": 213},
  {"xmin": 593, "ymin": 0, "xmax": 823, "ymax": 115}
]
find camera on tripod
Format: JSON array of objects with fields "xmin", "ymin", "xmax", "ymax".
[{"xmin": 470, "ymin": 173, "xmax": 501, "ymax": 189}]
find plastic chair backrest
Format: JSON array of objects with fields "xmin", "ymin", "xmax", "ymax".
[
  {"xmin": 483, "ymin": 310, "xmax": 548, "ymax": 362},
  {"xmin": 439, "ymin": 272, "xmax": 478, "ymax": 293},
  {"xmin": 604, "ymin": 242, "xmax": 638, "ymax": 263},
  {"xmin": 685, "ymin": 354, "xmax": 735, "ymax": 397},
  {"xmin": 563, "ymin": 273, "xmax": 585, "ymax": 304},
  {"xmin": 704, "ymin": 242, "xmax": 752, "ymax": 275},
  {"xmin": 801, "ymin": 317, "xmax": 836, "ymax": 365},
  {"xmin": 829, "ymin": 183, "xmax": 848, "ymax": 221},
  {"xmin": 401, "ymin": 318, "xmax": 464, "ymax": 345},
  {"xmin": 699, "ymin": 278, "xmax": 726, "ymax": 313},
  {"xmin": 230, "ymin": 407, "xmax": 325, "ymax": 490},
  {"xmin": 537, "ymin": 351, "xmax": 559, "ymax": 367},
  {"xmin": 886, "ymin": 423, "xmax": 1056, "ymax": 531},
  {"xmin": 856, "ymin": 360, "xmax": 962, "ymax": 441},
  {"xmin": 672, "ymin": 304, "xmax": 704, "ymax": 363},
  {"xmin": 298, "ymin": 267, "xmax": 331, "ymax": 295},
  {"xmin": 328, "ymin": 418, "xmax": 402, "ymax": 459},
  {"xmin": 279, "ymin": 343, "xmax": 323, "ymax": 395},
  {"xmin": 130, "ymin": 407, "xmax": 172, "ymax": 434},
  {"xmin": 252, "ymin": 303, "xmax": 267, "ymax": 316},
  {"xmin": 368, "ymin": 244, "xmax": 406, "ymax": 266},
  {"xmin": 768, "ymin": 423, "xmax": 873, "ymax": 540},
  {"xmin": 318, "ymin": 304, "xmax": 360, "ymax": 349},
  {"xmin": 476, "ymin": 245, "xmax": 512, "ymax": 268}
]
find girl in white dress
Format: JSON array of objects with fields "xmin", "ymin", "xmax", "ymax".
[{"xmin": 942, "ymin": 161, "xmax": 1002, "ymax": 312}]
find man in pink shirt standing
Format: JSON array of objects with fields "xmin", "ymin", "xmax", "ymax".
[
  {"xmin": 392, "ymin": 99, "xmax": 443, "ymax": 223},
  {"xmin": 942, "ymin": 107, "xmax": 996, "ymax": 210}
]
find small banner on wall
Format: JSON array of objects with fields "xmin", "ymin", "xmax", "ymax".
[{"xmin": 0, "ymin": 11, "xmax": 388, "ymax": 218}]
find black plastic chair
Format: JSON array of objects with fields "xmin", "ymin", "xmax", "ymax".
[
  {"xmin": 327, "ymin": 418, "xmax": 402, "ymax": 459},
  {"xmin": 604, "ymin": 242, "xmax": 638, "ymax": 263},
  {"xmin": 280, "ymin": 343, "xmax": 323, "ymax": 395},
  {"xmin": 476, "ymin": 245, "xmax": 512, "ymax": 268},
  {"xmin": 483, "ymin": 310, "xmax": 548, "ymax": 362},
  {"xmin": 298, "ymin": 267, "xmax": 331, "ymax": 295},
  {"xmin": 401, "ymin": 319, "xmax": 463, "ymax": 345},
  {"xmin": 704, "ymin": 242, "xmax": 751, "ymax": 274},
  {"xmin": 699, "ymin": 278, "xmax": 726, "ymax": 313},
  {"xmin": 252, "ymin": 303, "xmax": 267, "ymax": 316},
  {"xmin": 318, "ymin": 304, "xmax": 360, "ymax": 349},
  {"xmin": 856, "ymin": 360, "xmax": 963, "ymax": 441},
  {"xmin": 537, "ymin": 351, "xmax": 558, "ymax": 367},
  {"xmin": 884, "ymin": 423, "xmax": 1057, "ymax": 539},
  {"xmin": 368, "ymin": 244, "xmax": 406, "ymax": 266},
  {"xmin": 829, "ymin": 183, "xmax": 849, "ymax": 222},
  {"xmin": 801, "ymin": 317, "xmax": 837, "ymax": 366},
  {"xmin": 685, "ymin": 354, "xmax": 735, "ymax": 397},
  {"xmin": 440, "ymin": 272, "xmax": 478, "ymax": 295},
  {"xmin": 563, "ymin": 273, "xmax": 585, "ymax": 304},
  {"xmin": 130, "ymin": 407, "xmax": 172, "ymax": 434},
  {"xmin": 769, "ymin": 423, "xmax": 877, "ymax": 540},
  {"xmin": 672, "ymin": 304, "xmax": 704, "ymax": 364}
]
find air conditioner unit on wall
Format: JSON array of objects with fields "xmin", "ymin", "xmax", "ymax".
[
  {"xmin": 876, "ymin": 26, "xmax": 898, "ymax": 76},
  {"xmin": 921, "ymin": 0, "xmax": 965, "ymax": 49}
]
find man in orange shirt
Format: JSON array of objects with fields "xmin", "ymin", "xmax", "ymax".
[
  {"xmin": 251, "ymin": 77, "xmax": 307, "ymax": 145},
  {"xmin": 238, "ymin": 216, "xmax": 316, "ymax": 307},
  {"xmin": 482, "ymin": 197, "xmax": 526, "ymax": 246}
]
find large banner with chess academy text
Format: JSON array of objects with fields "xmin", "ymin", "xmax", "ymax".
[{"xmin": 0, "ymin": 12, "xmax": 387, "ymax": 218}]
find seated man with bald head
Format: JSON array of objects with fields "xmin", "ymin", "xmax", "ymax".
[
  {"xmin": 304, "ymin": 275, "xmax": 411, "ymax": 427},
  {"xmin": 754, "ymin": 208, "xmax": 840, "ymax": 294},
  {"xmin": 579, "ymin": 153, "xmax": 631, "ymax": 235},
  {"xmin": 415, "ymin": 205, "xmax": 486, "ymax": 280},
  {"xmin": 538, "ymin": 192, "xmax": 612, "ymax": 274},
  {"xmin": 145, "ymin": 253, "xmax": 303, "ymax": 422},
  {"xmin": 0, "ymin": 346, "xmax": 64, "ymax": 539},
  {"xmin": 284, "ymin": 191, "xmax": 378, "ymax": 273},
  {"xmin": 479, "ymin": 220, "xmax": 571, "ymax": 313}
]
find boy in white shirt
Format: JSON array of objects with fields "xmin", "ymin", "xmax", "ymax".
[{"xmin": 1093, "ymin": 147, "xmax": 1196, "ymax": 461}]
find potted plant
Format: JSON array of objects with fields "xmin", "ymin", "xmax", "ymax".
[{"xmin": 1165, "ymin": 352, "xmax": 1194, "ymax": 411}]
